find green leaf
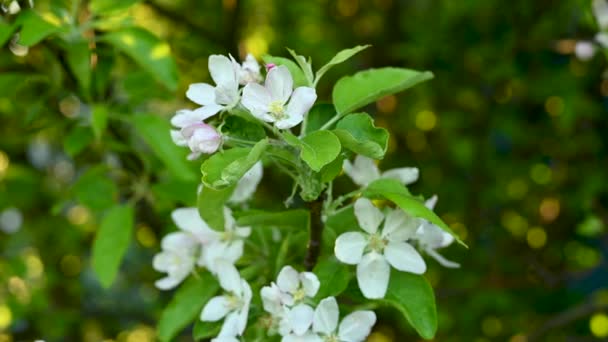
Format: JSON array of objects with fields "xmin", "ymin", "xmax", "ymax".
[
  {"xmin": 315, "ymin": 45, "xmax": 370, "ymax": 85},
  {"xmin": 157, "ymin": 273, "xmax": 219, "ymax": 342},
  {"xmin": 16, "ymin": 10, "xmax": 63, "ymax": 46},
  {"xmin": 313, "ymin": 256, "xmax": 352, "ymax": 301},
  {"xmin": 91, "ymin": 204, "xmax": 134, "ymax": 288},
  {"xmin": 326, "ymin": 206, "xmax": 358, "ymax": 236},
  {"xmin": 193, "ymin": 320, "xmax": 221, "ymax": 340},
  {"xmin": 262, "ymin": 55, "xmax": 308, "ymax": 87},
  {"xmin": 287, "ymin": 48, "xmax": 314, "ymax": 86},
  {"xmin": 91, "ymin": 105, "xmax": 109, "ymax": 140},
  {"xmin": 72, "ymin": 167, "xmax": 118, "ymax": 210},
  {"xmin": 283, "ymin": 131, "xmax": 341, "ymax": 172},
  {"xmin": 0, "ymin": 20, "xmax": 16, "ymax": 47},
  {"xmin": 333, "ymin": 67, "xmax": 434, "ymax": 115},
  {"xmin": 305, "ymin": 104, "xmax": 336, "ymax": 134},
  {"xmin": 320, "ymin": 154, "xmax": 344, "ymax": 183},
  {"xmin": 132, "ymin": 114, "xmax": 197, "ymax": 181},
  {"xmin": 64, "ymin": 126, "xmax": 94, "ymax": 157},
  {"xmin": 90, "ymin": 0, "xmax": 141, "ymax": 14},
  {"xmin": 379, "ymin": 272, "xmax": 437, "ymax": 339},
  {"xmin": 235, "ymin": 209, "xmax": 310, "ymax": 230},
  {"xmin": 65, "ymin": 40, "xmax": 92, "ymax": 94},
  {"xmin": 197, "ymin": 185, "xmax": 235, "ymax": 231},
  {"xmin": 364, "ymin": 178, "xmax": 412, "ymax": 198},
  {"xmin": 201, "ymin": 139, "xmax": 268, "ymax": 189},
  {"xmin": 333, "ymin": 113, "xmax": 389, "ymax": 159},
  {"xmin": 222, "ymin": 115, "xmax": 266, "ymax": 142},
  {"xmin": 102, "ymin": 27, "xmax": 179, "ymax": 91}
]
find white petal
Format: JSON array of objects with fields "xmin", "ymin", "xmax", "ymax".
[
  {"xmin": 334, "ymin": 232, "xmax": 367, "ymax": 265},
  {"xmin": 212, "ymin": 336, "xmax": 240, "ymax": 342},
  {"xmin": 425, "ymin": 248, "xmax": 460, "ymax": 268},
  {"xmin": 186, "ymin": 83, "xmax": 216, "ymax": 106},
  {"xmin": 229, "ymin": 161, "xmax": 263, "ymax": 203},
  {"xmin": 192, "ymin": 104, "xmax": 224, "ymax": 120},
  {"xmin": 353, "ymin": 198, "xmax": 383, "ymax": 234},
  {"xmin": 278, "ymin": 87, "xmax": 317, "ymax": 129},
  {"xmin": 277, "ymin": 266, "xmax": 300, "ymax": 294},
  {"xmin": 300, "ymin": 272, "xmax": 320, "ymax": 298},
  {"xmin": 209, "ymin": 55, "xmax": 238, "ymax": 90},
  {"xmin": 235, "ymin": 226, "xmax": 251, "ymax": 238},
  {"xmin": 152, "ymin": 251, "xmax": 172, "ymax": 272},
  {"xmin": 189, "ymin": 125, "xmax": 222, "ymax": 154},
  {"xmin": 171, "ymin": 109, "xmax": 206, "ymax": 128},
  {"xmin": 312, "ymin": 297, "xmax": 339, "ymax": 334},
  {"xmin": 288, "ymin": 304, "xmax": 314, "ymax": 335},
  {"xmin": 242, "ymin": 83, "xmax": 274, "ymax": 122},
  {"xmin": 161, "ymin": 232, "xmax": 197, "ymax": 252},
  {"xmin": 266, "ymin": 65, "xmax": 293, "ymax": 103},
  {"xmin": 596, "ymin": 32, "xmax": 608, "ymax": 48},
  {"xmin": 381, "ymin": 167, "xmax": 419, "ymax": 185},
  {"xmin": 384, "ymin": 241, "xmax": 426, "ymax": 274},
  {"xmin": 219, "ymin": 311, "xmax": 242, "ymax": 337},
  {"xmin": 154, "ymin": 275, "xmax": 184, "ymax": 290},
  {"xmin": 416, "ymin": 222, "xmax": 446, "ymax": 248},
  {"xmin": 356, "ymin": 252, "xmax": 390, "ymax": 299},
  {"xmin": 342, "ymin": 156, "xmax": 381, "ymax": 187},
  {"xmin": 381, "ymin": 208, "xmax": 412, "ymax": 241},
  {"xmin": 170, "ymin": 130, "xmax": 188, "ymax": 146},
  {"xmin": 425, "ymin": 195, "xmax": 438, "ymax": 210},
  {"xmin": 200, "ymin": 295, "xmax": 231, "ymax": 321},
  {"xmin": 171, "ymin": 208, "xmax": 211, "ymax": 239},
  {"xmin": 223, "ymin": 240, "xmax": 245, "ymax": 264},
  {"xmin": 440, "ymin": 231, "xmax": 455, "ymax": 248},
  {"xmin": 282, "ymin": 333, "xmax": 323, "ymax": 342},
  {"xmin": 594, "ymin": 0, "xmax": 608, "ymax": 30},
  {"xmin": 224, "ymin": 206, "xmax": 236, "ymax": 230},
  {"xmin": 337, "ymin": 311, "xmax": 377, "ymax": 342},
  {"xmin": 216, "ymin": 260, "xmax": 242, "ymax": 293}
]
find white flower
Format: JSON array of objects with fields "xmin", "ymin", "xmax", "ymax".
[
  {"xmin": 201, "ymin": 260, "xmax": 252, "ymax": 338},
  {"xmin": 596, "ymin": 32, "xmax": 608, "ymax": 48},
  {"xmin": 242, "ymin": 65, "xmax": 317, "ymax": 129},
  {"xmin": 3, "ymin": 1, "xmax": 20, "ymax": 14},
  {"xmin": 171, "ymin": 110, "xmax": 222, "ymax": 159},
  {"xmin": 186, "ymin": 54, "xmax": 240, "ymax": 118},
  {"xmin": 575, "ymin": 41, "xmax": 596, "ymax": 61},
  {"xmin": 334, "ymin": 198, "xmax": 426, "ymax": 299},
  {"xmin": 199, "ymin": 207, "xmax": 251, "ymax": 273},
  {"xmin": 594, "ymin": 0, "xmax": 608, "ymax": 30},
  {"xmin": 303, "ymin": 296, "xmax": 376, "ymax": 342},
  {"xmin": 343, "ymin": 155, "xmax": 419, "ymax": 188},
  {"xmin": 237, "ymin": 54, "xmax": 263, "ymax": 85},
  {"xmin": 228, "ymin": 161, "xmax": 263, "ymax": 204},
  {"xmin": 414, "ymin": 196, "xmax": 460, "ymax": 268},
  {"xmin": 0, "ymin": 207, "xmax": 23, "ymax": 234},
  {"xmin": 152, "ymin": 208, "xmax": 215, "ymax": 290}
]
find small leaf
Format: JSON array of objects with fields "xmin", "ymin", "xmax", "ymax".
[
  {"xmin": 193, "ymin": 320, "xmax": 221, "ymax": 340},
  {"xmin": 333, "ymin": 113, "xmax": 389, "ymax": 159},
  {"xmin": 64, "ymin": 126, "xmax": 94, "ymax": 157},
  {"xmin": 222, "ymin": 115, "xmax": 266, "ymax": 142},
  {"xmin": 283, "ymin": 131, "xmax": 341, "ymax": 172},
  {"xmin": 325, "ymin": 206, "xmax": 358, "ymax": 236},
  {"xmin": 72, "ymin": 167, "xmax": 117, "ymax": 210},
  {"xmin": 132, "ymin": 114, "xmax": 197, "ymax": 181},
  {"xmin": 102, "ymin": 27, "xmax": 179, "ymax": 91},
  {"xmin": 91, "ymin": 105, "xmax": 109, "ymax": 140},
  {"xmin": 0, "ymin": 20, "xmax": 16, "ymax": 46},
  {"xmin": 65, "ymin": 40, "xmax": 92, "ymax": 95},
  {"xmin": 235, "ymin": 209, "xmax": 310, "ymax": 230},
  {"xmin": 305, "ymin": 104, "xmax": 336, "ymax": 134},
  {"xmin": 157, "ymin": 273, "xmax": 219, "ymax": 342},
  {"xmin": 197, "ymin": 184, "xmax": 235, "ymax": 231},
  {"xmin": 262, "ymin": 55, "xmax": 308, "ymax": 87},
  {"xmin": 201, "ymin": 139, "xmax": 268, "ymax": 189},
  {"xmin": 16, "ymin": 10, "xmax": 63, "ymax": 46},
  {"xmin": 333, "ymin": 67, "xmax": 434, "ymax": 115},
  {"xmin": 90, "ymin": 0, "xmax": 141, "ymax": 14},
  {"xmin": 320, "ymin": 154, "xmax": 344, "ymax": 183},
  {"xmin": 363, "ymin": 178, "xmax": 412, "ymax": 198},
  {"xmin": 287, "ymin": 48, "xmax": 314, "ymax": 86},
  {"xmin": 91, "ymin": 204, "xmax": 134, "ymax": 288},
  {"xmin": 315, "ymin": 45, "xmax": 370, "ymax": 85},
  {"xmin": 379, "ymin": 272, "xmax": 437, "ymax": 339},
  {"xmin": 313, "ymin": 256, "xmax": 352, "ymax": 301}
]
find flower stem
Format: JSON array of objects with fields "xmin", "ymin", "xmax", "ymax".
[
  {"xmin": 319, "ymin": 112, "xmax": 346, "ymax": 130},
  {"xmin": 304, "ymin": 192, "xmax": 326, "ymax": 270}
]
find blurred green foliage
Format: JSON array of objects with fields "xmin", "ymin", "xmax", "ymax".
[{"xmin": 0, "ymin": 0, "xmax": 607, "ymax": 341}]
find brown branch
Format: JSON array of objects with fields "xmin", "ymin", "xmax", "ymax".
[{"xmin": 304, "ymin": 194, "xmax": 325, "ymax": 270}]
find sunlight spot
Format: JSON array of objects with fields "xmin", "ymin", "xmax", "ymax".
[
  {"xmin": 526, "ymin": 227, "xmax": 547, "ymax": 249},
  {"xmin": 150, "ymin": 43, "xmax": 170, "ymax": 60},
  {"xmin": 590, "ymin": 313, "xmax": 608, "ymax": 338},
  {"xmin": 415, "ymin": 110, "xmax": 437, "ymax": 131},
  {"xmin": 0, "ymin": 305, "xmax": 12, "ymax": 330},
  {"xmin": 121, "ymin": 34, "xmax": 136, "ymax": 46}
]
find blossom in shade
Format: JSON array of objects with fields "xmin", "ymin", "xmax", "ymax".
[{"xmin": 343, "ymin": 155, "xmax": 419, "ymax": 188}]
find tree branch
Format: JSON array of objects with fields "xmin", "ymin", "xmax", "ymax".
[{"xmin": 304, "ymin": 193, "xmax": 325, "ymax": 270}]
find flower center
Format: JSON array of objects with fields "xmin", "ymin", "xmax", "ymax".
[
  {"xmin": 324, "ymin": 334, "xmax": 339, "ymax": 342},
  {"xmin": 368, "ymin": 233, "xmax": 387, "ymax": 252},
  {"xmin": 227, "ymin": 293, "xmax": 243, "ymax": 310},
  {"xmin": 292, "ymin": 288, "xmax": 306, "ymax": 302},
  {"xmin": 269, "ymin": 100, "xmax": 286, "ymax": 119},
  {"xmin": 221, "ymin": 230, "xmax": 235, "ymax": 242}
]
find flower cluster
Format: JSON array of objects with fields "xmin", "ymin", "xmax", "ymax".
[{"xmin": 170, "ymin": 54, "xmax": 317, "ymax": 159}]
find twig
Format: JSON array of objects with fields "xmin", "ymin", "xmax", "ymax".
[{"xmin": 304, "ymin": 192, "xmax": 325, "ymax": 270}]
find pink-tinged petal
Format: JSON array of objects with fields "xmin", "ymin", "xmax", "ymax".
[
  {"xmin": 209, "ymin": 54, "xmax": 238, "ymax": 90},
  {"xmin": 312, "ymin": 297, "xmax": 339, "ymax": 334},
  {"xmin": 200, "ymin": 295, "xmax": 231, "ymax": 321},
  {"xmin": 337, "ymin": 311, "xmax": 377, "ymax": 342},
  {"xmin": 186, "ymin": 83, "xmax": 216, "ymax": 106},
  {"xmin": 384, "ymin": 241, "xmax": 426, "ymax": 274},
  {"xmin": 334, "ymin": 232, "xmax": 367, "ymax": 265},
  {"xmin": 277, "ymin": 87, "xmax": 317, "ymax": 129},
  {"xmin": 242, "ymin": 83, "xmax": 274, "ymax": 122},
  {"xmin": 188, "ymin": 124, "xmax": 222, "ymax": 154},
  {"xmin": 300, "ymin": 272, "xmax": 320, "ymax": 297},
  {"xmin": 288, "ymin": 304, "xmax": 314, "ymax": 335},
  {"xmin": 354, "ymin": 198, "xmax": 383, "ymax": 234},
  {"xmin": 266, "ymin": 65, "xmax": 293, "ymax": 103},
  {"xmin": 381, "ymin": 167, "xmax": 419, "ymax": 185},
  {"xmin": 170, "ymin": 130, "xmax": 188, "ymax": 146},
  {"xmin": 277, "ymin": 265, "xmax": 299, "ymax": 293},
  {"xmin": 356, "ymin": 252, "xmax": 390, "ymax": 299}
]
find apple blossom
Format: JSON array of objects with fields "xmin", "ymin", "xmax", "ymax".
[
  {"xmin": 343, "ymin": 155, "xmax": 419, "ymax": 187},
  {"xmin": 241, "ymin": 65, "xmax": 317, "ymax": 129},
  {"xmin": 236, "ymin": 54, "xmax": 263, "ymax": 85},
  {"xmin": 414, "ymin": 196, "xmax": 460, "ymax": 268},
  {"xmin": 334, "ymin": 198, "xmax": 426, "ymax": 299},
  {"xmin": 311, "ymin": 297, "xmax": 376, "ymax": 342},
  {"xmin": 170, "ymin": 109, "xmax": 222, "ymax": 160}
]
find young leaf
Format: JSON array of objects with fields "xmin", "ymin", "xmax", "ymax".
[
  {"xmin": 91, "ymin": 204, "xmax": 134, "ymax": 288},
  {"xmin": 89, "ymin": 0, "xmax": 141, "ymax": 14},
  {"xmin": 16, "ymin": 10, "xmax": 63, "ymax": 46},
  {"xmin": 193, "ymin": 320, "xmax": 221, "ymax": 340},
  {"xmin": 0, "ymin": 21, "xmax": 16, "ymax": 46},
  {"xmin": 379, "ymin": 272, "xmax": 437, "ymax": 339},
  {"xmin": 235, "ymin": 209, "xmax": 310, "ymax": 230},
  {"xmin": 363, "ymin": 178, "xmax": 412, "ymax": 198},
  {"xmin": 320, "ymin": 154, "xmax": 344, "ymax": 183},
  {"xmin": 65, "ymin": 40, "xmax": 92, "ymax": 95},
  {"xmin": 287, "ymin": 48, "xmax": 314, "ymax": 86},
  {"xmin": 262, "ymin": 55, "xmax": 308, "ymax": 87},
  {"xmin": 315, "ymin": 45, "xmax": 370, "ymax": 85},
  {"xmin": 333, "ymin": 67, "xmax": 434, "ymax": 115},
  {"xmin": 201, "ymin": 139, "xmax": 268, "ymax": 189},
  {"xmin": 197, "ymin": 184, "xmax": 235, "ymax": 231},
  {"xmin": 313, "ymin": 256, "xmax": 352, "ymax": 301},
  {"xmin": 333, "ymin": 113, "xmax": 389, "ymax": 159},
  {"xmin": 102, "ymin": 27, "xmax": 179, "ymax": 91},
  {"xmin": 132, "ymin": 114, "xmax": 197, "ymax": 181},
  {"xmin": 222, "ymin": 115, "xmax": 266, "ymax": 142},
  {"xmin": 91, "ymin": 105, "xmax": 109, "ymax": 140},
  {"xmin": 64, "ymin": 126, "xmax": 94, "ymax": 157},
  {"xmin": 283, "ymin": 131, "xmax": 341, "ymax": 172},
  {"xmin": 72, "ymin": 167, "xmax": 118, "ymax": 210},
  {"xmin": 157, "ymin": 273, "xmax": 219, "ymax": 342},
  {"xmin": 305, "ymin": 104, "xmax": 337, "ymax": 134}
]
